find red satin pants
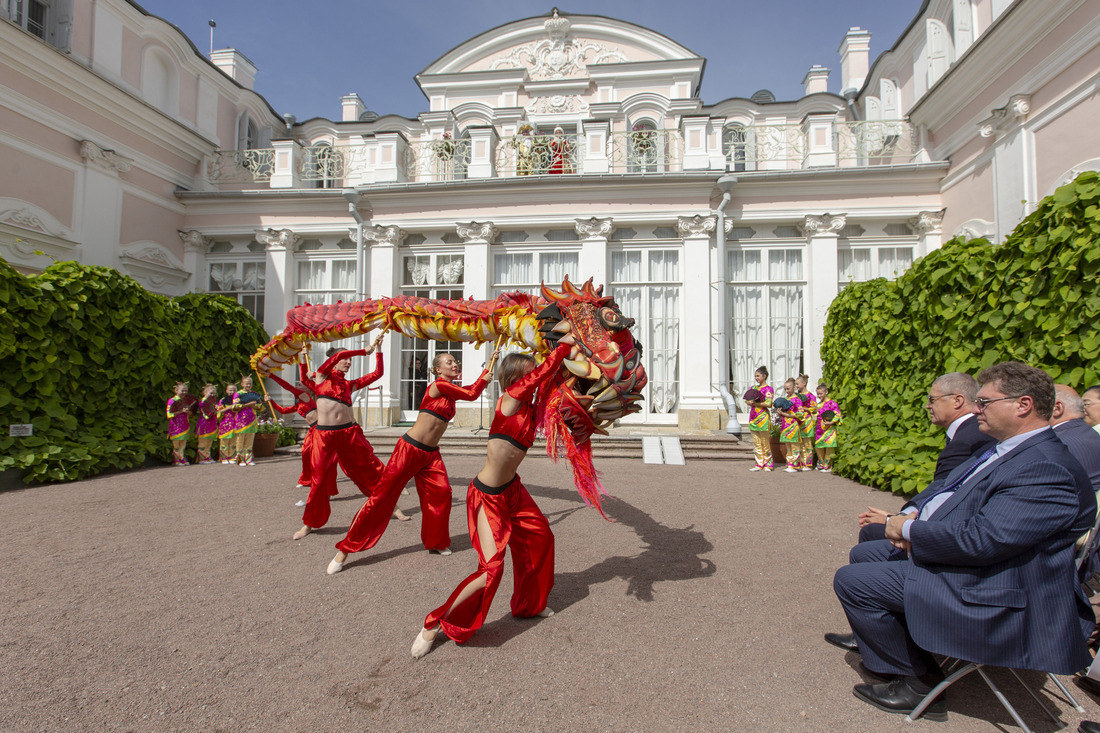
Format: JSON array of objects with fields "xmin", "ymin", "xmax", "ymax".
[
  {"xmin": 336, "ymin": 435, "xmax": 453, "ymax": 554},
  {"xmin": 424, "ymin": 475, "xmax": 554, "ymax": 644},
  {"xmin": 304, "ymin": 424, "xmax": 382, "ymax": 529},
  {"xmin": 297, "ymin": 427, "xmax": 338, "ymax": 495}
]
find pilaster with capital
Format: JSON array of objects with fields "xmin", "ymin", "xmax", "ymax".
[
  {"xmin": 255, "ymin": 228, "xmax": 298, "ymax": 334},
  {"xmin": 179, "ymin": 229, "xmax": 209, "ymax": 292},
  {"xmin": 677, "ymin": 215, "xmax": 722, "ymax": 420},
  {"xmin": 909, "ymin": 209, "xmax": 944, "ymax": 256},
  {"xmin": 454, "ymin": 222, "xmax": 497, "ymax": 397},
  {"xmin": 799, "ymin": 214, "xmax": 845, "ymax": 385},
  {"xmin": 576, "ymin": 217, "xmax": 611, "ymax": 288},
  {"xmin": 456, "ymin": 221, "xmax": 499, "ymax": 245}
]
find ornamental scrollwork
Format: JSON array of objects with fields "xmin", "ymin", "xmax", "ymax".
[
  {"xmin": 575, "ymin": 217, "xmax": 613, "ymax": 239},
  {"xmin": 456, "ymin": 221, "xmax": 499, "ymax": 244},
  {"xmin": 676, "ymin": 215, "xmax": 716, "ymax": 239},
  {"xmin": 489, "ymin": 9, "xmax": 627, "ymax": 80}
]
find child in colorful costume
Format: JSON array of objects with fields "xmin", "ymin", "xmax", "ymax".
[
  {"xmin": 194, "ymin": 384, "xmax": 219, "ymax": 464},
  {"xmin": 814, "ymin": 382, "xmax": 842, "ymax": 472},
  {"xmin": 795, "ymin": 374, "xmax": 817, "ymax": 471},
  {"xmin": 233, "ymin": 376, "xmax": 263, "ymax": 466},
  {"xmin": 166, "ymin": 382, "xmax": 195, "ymax": 466},
  {"xmin": 328, "ymin": 347, "xmax": 501, "ymax": 574},
  {"xmin": 293, "ymin": 332, "xmax": 387, "ymax": 541},
  {"xmin": 777, "ymin": 378, "xmax": 805, "ymax": 473},
  {"xmin": 411, "ymin": 345, "xmax": 570, "ymax": 659},
  {"xmin": 746, "ymin": 366, "xmax": 774, "ymax": 471},
  {"xmin": 216, "ymin": 382, "xmax": 238, "ymax": 464}
]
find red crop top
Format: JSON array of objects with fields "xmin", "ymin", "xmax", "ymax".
[
  {"xmin": 267, "ymin": 373, "xmax": 318, "ymax": 419},
  {"xmin": 419, "ymin": 370, "xmax": 491, "ymax": 422},
  {"xmin": 488, "ymin": 344, "xmax": 570, "ymax": 450},
  {"xmin": 300, "ymin": 350, "xmax": 383, "ymax": 406}
]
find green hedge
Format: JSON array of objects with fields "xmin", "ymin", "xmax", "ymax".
[
  {"xmin": 822, "ymin": 171, "xmax": 1100, "ymax": 494},
  {"xmin": 0, "ymin": 259, "xmax": 269, "ymax": 484}
]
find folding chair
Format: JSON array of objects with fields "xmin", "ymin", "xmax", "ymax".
[{"xmin": 906, "ymin": 510, "xmax": 1100, "ymax": 728}]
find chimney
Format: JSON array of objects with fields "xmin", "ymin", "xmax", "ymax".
[
  {"xmin": 210, "ymin": 49, "xmax": 258, "ymax": 90},
  {"xmin": 342, "ymin": 93, "xmax": 365, "ymax": 122},
  {"xmin": 838, "ymin": 27, "xmax": 871, "ymax": 96},
  {"xmin": 802, "ymin": 65, "xmax": 830, "ymax": 95}
]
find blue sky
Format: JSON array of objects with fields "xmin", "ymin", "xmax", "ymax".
[{"xmin": 135, "ymin": 0, "xmax": 924, "ymax": 121}]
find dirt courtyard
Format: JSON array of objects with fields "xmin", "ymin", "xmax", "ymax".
[{"xmin": 3, "ymin": 450, "xmax": 1098, "ymax": 732}]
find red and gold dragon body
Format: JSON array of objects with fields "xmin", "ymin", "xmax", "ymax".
[{"xmin": 251, "ymin": 277, "xmax": 647, "ymax": 514}]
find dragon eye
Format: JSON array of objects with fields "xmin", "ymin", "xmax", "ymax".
[{"xmin": 599, "ymin": 307, "xmax": 622, "ymax": 329}]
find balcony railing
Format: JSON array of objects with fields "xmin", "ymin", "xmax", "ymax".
[{"xmin": 204, "ymin": 120, "xmax": 917, "ymax": 188}]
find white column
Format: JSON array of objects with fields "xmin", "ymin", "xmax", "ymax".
[
  {"xmin": 77, "ymin": 141, "xmax": 130, "ymax": 267},
  {"xmin": 255, "ymin": 228, "xmax": 299, "ymax": 336},
  {"xmin": 178, "ymin": 230, "xmax": 208, "ymax": 292},
  {"xmin": 365, "ymin": 224, "xmax": 406, "ymax": 423},
  {"xmin": 466, "ymin": 127, "xmax": 497, "ymax": 179},
  {"xmin": 799, "ymin": 214, "xmax": 845, "ymax": 384},
  {"xmin": 269, "ymin": 140, "xmax": 302, "ymax": 188},
  {"xmin": 456, "ymin": 221, "xmax": 499, "ymax": 426},
  {"xmin": 909, "ymin": 210, "xmax": 945, "ymax": 256},
  {"xmin": 676, "ymin": 215, "xmax": 723, "ymax": 429},
  {"xmin": 581, "ymin": 121, "xmax": 609, "ymax": 174},
  {"xmin": 575, "ymin": 217, "xmax": 611, "ymax": 288}
]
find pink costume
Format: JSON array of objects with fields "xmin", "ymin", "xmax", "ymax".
[{"xmin": 194, "ymin": 397, "xmax": 219, "ymax": 464}]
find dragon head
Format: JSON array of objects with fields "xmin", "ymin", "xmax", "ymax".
[{"xmin": 534, "ymin": 277, "xmax": 647, "ymax": 445}]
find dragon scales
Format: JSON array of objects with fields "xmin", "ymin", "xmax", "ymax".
[{"xmin": 251, "ymin": 277, "xmax": 647, "ymax": 447}]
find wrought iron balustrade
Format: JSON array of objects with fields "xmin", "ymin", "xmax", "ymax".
[
  {"xmin": 207, "ymin": 148, "xmax": 275, "ymax": 183},
  {"xmin": 723, "ymin": 120, "xmax": 916, "ymax": 171},
  {"xmin": 495, "ymin": 133, "xmax": 583, "ymax": 176},
  {"xmin": 404, "ymin": 137, "xmax": 473, "ymax": 182},
  {"xmin": 606, "ymin": 129, "xmax": 683, "ymax": 173}
]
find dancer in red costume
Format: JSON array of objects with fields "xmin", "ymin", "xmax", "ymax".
[
  {"xmin": 327, "ymin": 345, "xmax": 503, "ymax": 574},
  {"xmin": 265, "ymin": 371, "xmax": 329, "ymax": 492},
  {"xmin": 411, "ymin": 343, "xmax": 571, "ymax": 659},
  {"xmin": 291, "ymin": 331, "xmax": 387, "ymax": 541}
]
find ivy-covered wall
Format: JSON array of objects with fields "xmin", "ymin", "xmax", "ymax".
[
  {"xmin": 822, "ymin": 171, "xmax": 1100, "ymax": 494},
  {"xmin": 0, "ymin": 259, "xmax": 269, "ymax": 484}
]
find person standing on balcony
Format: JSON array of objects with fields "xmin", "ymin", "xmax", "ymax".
[
  {"xmin": 515, "ymin": 124, "xmax": 534, "ymax": 176},
  {"xmin": 548, "ymin": 126, "xmax": 573, "ymax": 174}
]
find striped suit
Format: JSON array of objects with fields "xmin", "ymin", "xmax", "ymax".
[{"xmin": 834, "ymin": 429, "xmax": 1095, "ymax": 677}]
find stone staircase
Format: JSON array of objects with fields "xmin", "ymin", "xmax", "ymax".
[{"xmin": 285, "ymin": 426, "xmax": 755, "ymax": 462}]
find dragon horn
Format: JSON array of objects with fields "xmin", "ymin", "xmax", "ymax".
[{"xmin": 540, "ymin": 281, "xmax": 569, "ymax": 302}]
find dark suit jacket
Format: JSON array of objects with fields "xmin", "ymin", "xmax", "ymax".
[
  {"xmin": 905, "ymin": 429, "xmax": 1095, "ymax": 674},
  {"xmin": 933, "ymin": 414, "xmax": 997, "ymax": 482},
  {"xmin": 1054, "ymin": 418, "xmax": 1100, "ymax": 493}
]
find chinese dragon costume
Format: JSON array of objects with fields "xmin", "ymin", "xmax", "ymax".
[{"xmin": 251, "ymin": 277, "xmax": 647, "ymax": 515}]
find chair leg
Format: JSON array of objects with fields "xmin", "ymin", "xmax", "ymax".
[
  {"xmin": 1046, "ymin": 672, "xmax": 1085, "ymax": 713},
  {"xmin": 1008, "ymin": 669, "xmax": 1064, "ymax": 725},
  {"xmin": 979, "ymin": 667, "xmax": 1034, "ymax": 733},
  {"xmin": 906, "ymin": 662, "xmax": 977, "ymax": 722}
]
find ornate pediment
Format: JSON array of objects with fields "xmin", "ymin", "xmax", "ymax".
[{"xmin": 489, "ymin": 9, "xmax": 628, "ymax": 80}]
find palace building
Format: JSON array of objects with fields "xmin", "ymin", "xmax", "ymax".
[{"xmin": 3, "ymin": 0, "xmax": 1098, "ymax": 428}]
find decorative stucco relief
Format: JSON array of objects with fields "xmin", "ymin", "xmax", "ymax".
[
  {"xmin": 80, "ymin": 140, "xmax": 132, "ymax": 172},
  {"xmin": 456, "ymin": 221, "xmax": 499, "ymax": 244},
  {"xmin": 490, "ymin": 9, "xmax": 627, "ymax": 80}
]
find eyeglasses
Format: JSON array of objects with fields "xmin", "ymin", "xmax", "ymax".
[
  {"xmin": 926, "ymin": 393, "xmax": 958, "ymax": 405},
  {"xmin": 974, "ymin": 395, "xmax": 1022, "ymax": 411}
]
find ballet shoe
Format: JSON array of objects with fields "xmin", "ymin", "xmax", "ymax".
[
  {"xmin": 326, "ymin": 557, "xmax": 344, "ymax": 575},
  {"xmin": 292, "ymin": 526, "xmax": 311, "ymax": 541},
  {"xmin": 429, "ymin": 548, "xmax": 452, "ymax": 556},
  {"xmin": 411, "ymin": 628, "xmax": 438, "ymax": 659},
  {"xmin": 537, "ymin": 607, "xmax": 555, "ymax": 618}
]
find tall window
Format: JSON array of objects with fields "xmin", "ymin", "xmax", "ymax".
[
  {"xmin": 399, "ymin": 252, "xmax": 465, "ymax": 415},
  {"xmin": 723, "ymin": 124, "xmax": 754, "ymax": 172},
  {"xmin": 208, "ymin": 260, "xmax": 265, "ymax": 320},
  {"xmin": 628, "ymin": 119, "xmax": 658, "ymax": 173},
  {"xmin": 6, "ymin": 0, "xmax": 48, "ymax": 38},
  {"xmin": 609, "ymin": 248, "xmax": 680, "ymax": 419},
  {"xmin": 492, "ymin": 249, "xmax": 579, "ymax": 297},
  {"xmin": 838, "ymin": 245, "xmax": 914, "ymax": 288},
  {"xmin": 726, "ymin": 247, "xmax": 804, "ymax": 398}
]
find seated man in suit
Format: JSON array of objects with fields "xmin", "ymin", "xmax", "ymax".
[
  {"xmin": 857, "ymin": 372, "xmax": 996, "ymax": 542},
  {"xmin": 1052, "ymin": 384, "xmax": 1100, "ymax": 495},
  {"xmin": 828, "ymin": 362, "xmax": 1095, "ymax": 720}
]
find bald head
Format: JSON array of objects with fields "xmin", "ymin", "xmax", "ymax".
[{"xmin": 1050, "ymin": 384, "xmax": 1085, "ymax": 425}]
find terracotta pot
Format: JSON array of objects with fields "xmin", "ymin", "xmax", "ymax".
[
  {"xmin": 253, "ymin": 432, "xmax": 277, "ymax": 458},
  {"xmin": 770, "ymin": 437, "xmax": 785, "ymax": 461}
]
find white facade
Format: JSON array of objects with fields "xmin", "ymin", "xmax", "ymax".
[{"xmin": 2, "ymin": 1, "xmax": 1098, "ymax": 429}]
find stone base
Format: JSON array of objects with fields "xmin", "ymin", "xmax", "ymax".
[{"xmin": 677, "ymin": 408, "xmax": 725, "ymax": 431}]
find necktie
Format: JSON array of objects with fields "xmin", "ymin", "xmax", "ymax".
[{"xmin": 915, "ymin": 444, "xmax": 998, "ymax": 509}]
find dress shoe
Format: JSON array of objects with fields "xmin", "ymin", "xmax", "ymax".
[
  {"xmin": 1079, "ymin": 721, "xmax": 1100, "ymax": 733},
  {"xmin": 824, "ymin": 631, "xmax": 859, "ymax": 652},
  {"xmin": 853, "ymin": 677, "xmax": 947, "ymax": 722},
  {"xmin": 1076, "ymin": 675, "xmax": 1100, "ymax": 698}
]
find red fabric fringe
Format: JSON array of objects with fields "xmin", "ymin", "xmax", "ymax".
[{"xmin": 539, "ymin": 388, "xmax": 612, "ymax": 520}]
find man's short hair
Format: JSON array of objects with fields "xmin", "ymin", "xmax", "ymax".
[
  {"xmin": 1054, "ymin": 384, "xmax": 1086, "ymax": 417},
  {"xmin": 932, "ymin": 372, "xmax": 980, "ymax": 402},
  {"xmin": 976, "ymin": 362, "xmax": 1056, "ymax": 419}
]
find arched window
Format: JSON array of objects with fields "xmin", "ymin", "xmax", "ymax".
[
  {"xmin": 303, "ymin": 141, "xmax": 342, "ymax": 188},
  {"xmin": 628, "ymin": 119, "xmax": 658, "ymax": 173},
  {"xmin": 723, "ymin": 124, "xmax": 755, "ymax": 172}
]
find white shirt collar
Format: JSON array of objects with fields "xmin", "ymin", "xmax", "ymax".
[
  {"xmin": 994, "ymin": 425, "xmax": 1050, "ymax": 458},
  {"xmin": 945, "ymin": 413, "xmax": 974, "ymax": 440}
]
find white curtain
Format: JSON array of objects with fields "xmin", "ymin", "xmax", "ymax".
[
  {"xmin": 728, "ymin": 249, "xmax": 762, "ymax": 281},
  {"xmin": 728, "ymin": 285, "xmax": 765, "ymax": 404},
  {"xmin": 540, "ymin": 252, "xmax": 579, "ymax": 283},
  {"xmin": 838, "ymin": 248, "xmax": 872, "ymax": 282},
  {"xmin": 879, "ymin": 247, "xmax": 913, "ymax": 278},
  {"xmin": 612, "ymin": 251, "xmax": 642, "ymax": 281},
  {"xmin": 648, "ymin": 285, "xmax": 680, "ymax": 413},
  {"xmin": 297, "ymin": 260, "xmax": 326, "ymax": 290},
  {"xmin": 241, "ymin": 262, "xmax": 265, "ymax": 291},
  {"xmin": 494, "ymin": 252, "xmax": 533, "ymax": 287},
  {"xmin": 332, "ymin": 259, "xmax": 355, "ymax": 291},
  {"xmin": 769, "ymin": 285, "xmax": 803, "ymax": 382}
]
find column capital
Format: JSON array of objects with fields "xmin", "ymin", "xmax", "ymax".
[
  {"xmin": 255, "ymin": 228, "xmax": 300, "ymax": 251},
  {"xmin": 677, "ymin": 214, "xmax": 716, "ymax": 239},
  {"xmin": 364, "ymin": 224, "xmax": 407, "ymax": 247},
  {"xmin": 80, "ymin": 140, "xmax": 132, "ymax": 173},
  {"xmin": 798, "ymin": 213, "xmax": 846, "ymax": 236},
  {"xmin": 456, "ymin": 221, "xmax": 499, "ymax": 244},
  {"xmin": 178, "ymin": 229, "xmax": 209, "ymax": 253},
  {"xmin": 909, "ymin": 209, "xmax": 945, "ymax": 234},
  {"xmin": 575, "ymin": 217, "xmax": 613, "ymax": 240}
]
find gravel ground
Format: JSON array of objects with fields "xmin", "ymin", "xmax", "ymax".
[{"xmin": 3, "ymin": 450, "xmax": 1099, "ymax": 732}]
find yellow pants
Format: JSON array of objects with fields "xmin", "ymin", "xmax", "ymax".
[
  {"xmin": 782, "ymin": 441, "xmax": 802, "ymax": 469},
  {"xmin": 197, "ymin": 437, "xmax": 214, "ymax": 463},
  {"xmin": 751, "ymin": 431, "xmax": 773, "ymax": 469},
  {"xmin": 236, "ymin": 431, "xmax": 256, "ymax": 464},
  {"xmin": 816, "ymin": 447, "xmax": 835, "ymax": 470},
  {"xmin": 219, "ymin": 435, "xmax": 237, "ymax": 462},
  {"xmin": 799, "ymin": 436, "xmax": 815, "ymax": 468},
  {"xmin": 171, "ymin": 439, "xmax": 188, "ymax": 464}
]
